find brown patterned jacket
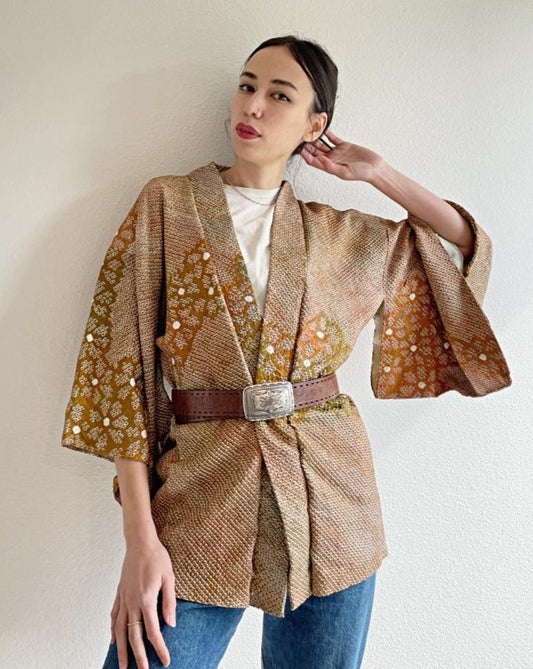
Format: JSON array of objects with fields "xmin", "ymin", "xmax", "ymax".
[{"xmin": 61, "ymin": 160, "xmax": 511, "ymax": 617}]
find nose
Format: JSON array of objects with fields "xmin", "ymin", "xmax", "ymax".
[{"xmin": 242, "ymin": 91, "xmax": 263, "ymax": 118}]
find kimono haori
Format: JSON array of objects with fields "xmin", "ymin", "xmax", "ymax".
[{"xmin": 61, "ymin": 160, "xmax": 512, "ymax": 618}]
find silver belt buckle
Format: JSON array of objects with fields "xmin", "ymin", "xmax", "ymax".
[{"xmin": 242, "ymin": 381, "xmax": 295, "ymax": 421}]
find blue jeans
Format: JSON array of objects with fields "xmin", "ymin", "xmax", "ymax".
[{"xmin": 102, "ymin": 571, "xmax": 377, "ymax": 668}]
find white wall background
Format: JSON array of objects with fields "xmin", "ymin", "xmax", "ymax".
[{"xmin": 1, "ymin": 1, "xmax": 531, "ymax": 667}]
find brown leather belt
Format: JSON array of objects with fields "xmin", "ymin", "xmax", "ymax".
[{"xmin": 171, "ymin": 372, "xmax": 340, "ymax": 423}]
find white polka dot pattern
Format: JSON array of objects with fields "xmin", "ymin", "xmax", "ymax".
[{"xmin": 61, "ymin": 208, "xmax": 151, "ymax": 463}]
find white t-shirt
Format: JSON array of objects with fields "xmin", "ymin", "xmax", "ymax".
[{"xmin": 222, "ymin": 184, "xmax": 281, "ymax": 315}]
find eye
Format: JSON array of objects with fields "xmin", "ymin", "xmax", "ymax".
[{"xmin": 237, "ymin": 84, "xmax": 291, "ymax": 102}]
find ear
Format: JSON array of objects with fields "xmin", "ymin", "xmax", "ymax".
[{"xmin": 303, "ymin": 111, "xmax": 328, "ymax": 142}]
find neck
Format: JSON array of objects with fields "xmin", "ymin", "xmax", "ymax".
[{"xmin": 222, "ymin": 158, "xmax": 285, "ymax": 189}]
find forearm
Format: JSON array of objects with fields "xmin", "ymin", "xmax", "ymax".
[
  {"xmin": 368, "ymin": 160, "xmax": 475, "ymax": 260},
  {"xmin": 114, "ymin": 456, "xmax": 160, "ymax": 548}
]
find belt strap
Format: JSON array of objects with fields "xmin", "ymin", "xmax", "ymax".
[{"xmin": 171, "ymin": 372, "xmax": 340, "ymax": 423}]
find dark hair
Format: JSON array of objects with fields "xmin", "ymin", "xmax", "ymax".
[{"xmin": 244, "ymin": 35, "xmax": 339, "ymax": 157}]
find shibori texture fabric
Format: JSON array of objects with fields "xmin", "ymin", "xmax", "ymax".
[{"xmin": 61, "ymin": 160, "xmax": 512, "ymax": 617}]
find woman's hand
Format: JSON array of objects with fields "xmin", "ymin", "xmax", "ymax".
[
  {"xmin": 300, "ymin": 129, "xmax": 384, "ymax": 182},
  {"xmin": 110, "ymin": 539, "xmax": 176, "ymax": 669}
]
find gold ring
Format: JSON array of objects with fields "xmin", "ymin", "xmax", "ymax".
[{"xmin": 127, "ymin": 620, "xmax": 143, "ymax": 626}]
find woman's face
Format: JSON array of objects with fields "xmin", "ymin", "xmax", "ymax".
[{"xmin": 230, "ymin": 45, "xmax": 327, "ymax": 165}]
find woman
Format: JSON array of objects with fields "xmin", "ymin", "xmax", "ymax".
[{"xmin": 62, "ymin": 35, "xmax": 511, "ymax": 668}]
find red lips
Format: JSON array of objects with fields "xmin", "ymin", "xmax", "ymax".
[{"xmin": 236, "ymin": 123, "xmax": 260, "ymax": 137}]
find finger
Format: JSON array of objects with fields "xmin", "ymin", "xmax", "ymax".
[
  {"xmin": 318, "ymin": 155, "xmax": 353, "ymax": 179},
  {"xmin": 114, "ymin": 610, "xmax": 130, "ymax": 669},
  {"xmin": 161, "ymin": 574, "xmax": 177, "ymax": 628},
  {"xmin": 142, "ymin": 597, "xmax": 171, "ymax": 668},
  {"xmin": 110, "ymin": 594, "xmax": 120, "ymax": 643},
  {"xmin": 304, "ymin": 142, "xmax": 330, "ymax": 157},
  {"xmin": 312, "ymin": 140, "xmax": 333, "ymax": 154},
  {"xmin": 300, "ymin": 145, "xmax": 317, "ymax": 161},
  {"xmin": 300, "ymin": 149, "xmax": 327, "ymax": 172},
  {"xmin": 127, "ymin": 614, "xmax": 151, "ymax": 669},
  {"xmin": 305, "ymin": 151, "xmax": 348, "ymax": 178},
  {"xmin": 306, "ymin": 136, "xmax": 333, "ymax": 152}
]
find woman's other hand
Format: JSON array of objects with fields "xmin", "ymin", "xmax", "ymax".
[
  {"xmin": 301, "ymin": 129, "xmax": 385, "ymax": 183},
  {"xmin": 110, "ymin": 538, "xmax": 176, "ymax": 669}
]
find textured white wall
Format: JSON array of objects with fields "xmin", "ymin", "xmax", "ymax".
[{"xmin": 1, "ymin": 1, "xmax": 531, "ymax": 667}]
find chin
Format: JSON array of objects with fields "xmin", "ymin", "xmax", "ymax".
[{"xmin": 233, "ymin": 145, "xmax": 264, "ymax": 160}]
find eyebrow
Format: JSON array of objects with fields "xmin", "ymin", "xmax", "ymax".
[{"xmin": 239, "ymin": 70, "xmax": 299, "ymax": 93}]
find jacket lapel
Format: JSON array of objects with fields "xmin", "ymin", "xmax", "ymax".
[
  {"xmin": 187, "ymin": 161, "xmax": 307, "ymax": 385},
  {"xmin": 253, "ymin": 173, "xmax": 307, "ymax": 385}
]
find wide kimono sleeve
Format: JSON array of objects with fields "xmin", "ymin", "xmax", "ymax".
[
  {"xmin": 61, "ymin": 178, "xmax": 174, "ymax": 504},
  {"xmin": 370, "ymin": 199, "xmax": 512, "ymax": 398}
]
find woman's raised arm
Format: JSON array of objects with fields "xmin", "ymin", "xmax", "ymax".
[{"xmin": 302, "ymin": 129, "xmax": 476, "ymax": 260}]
